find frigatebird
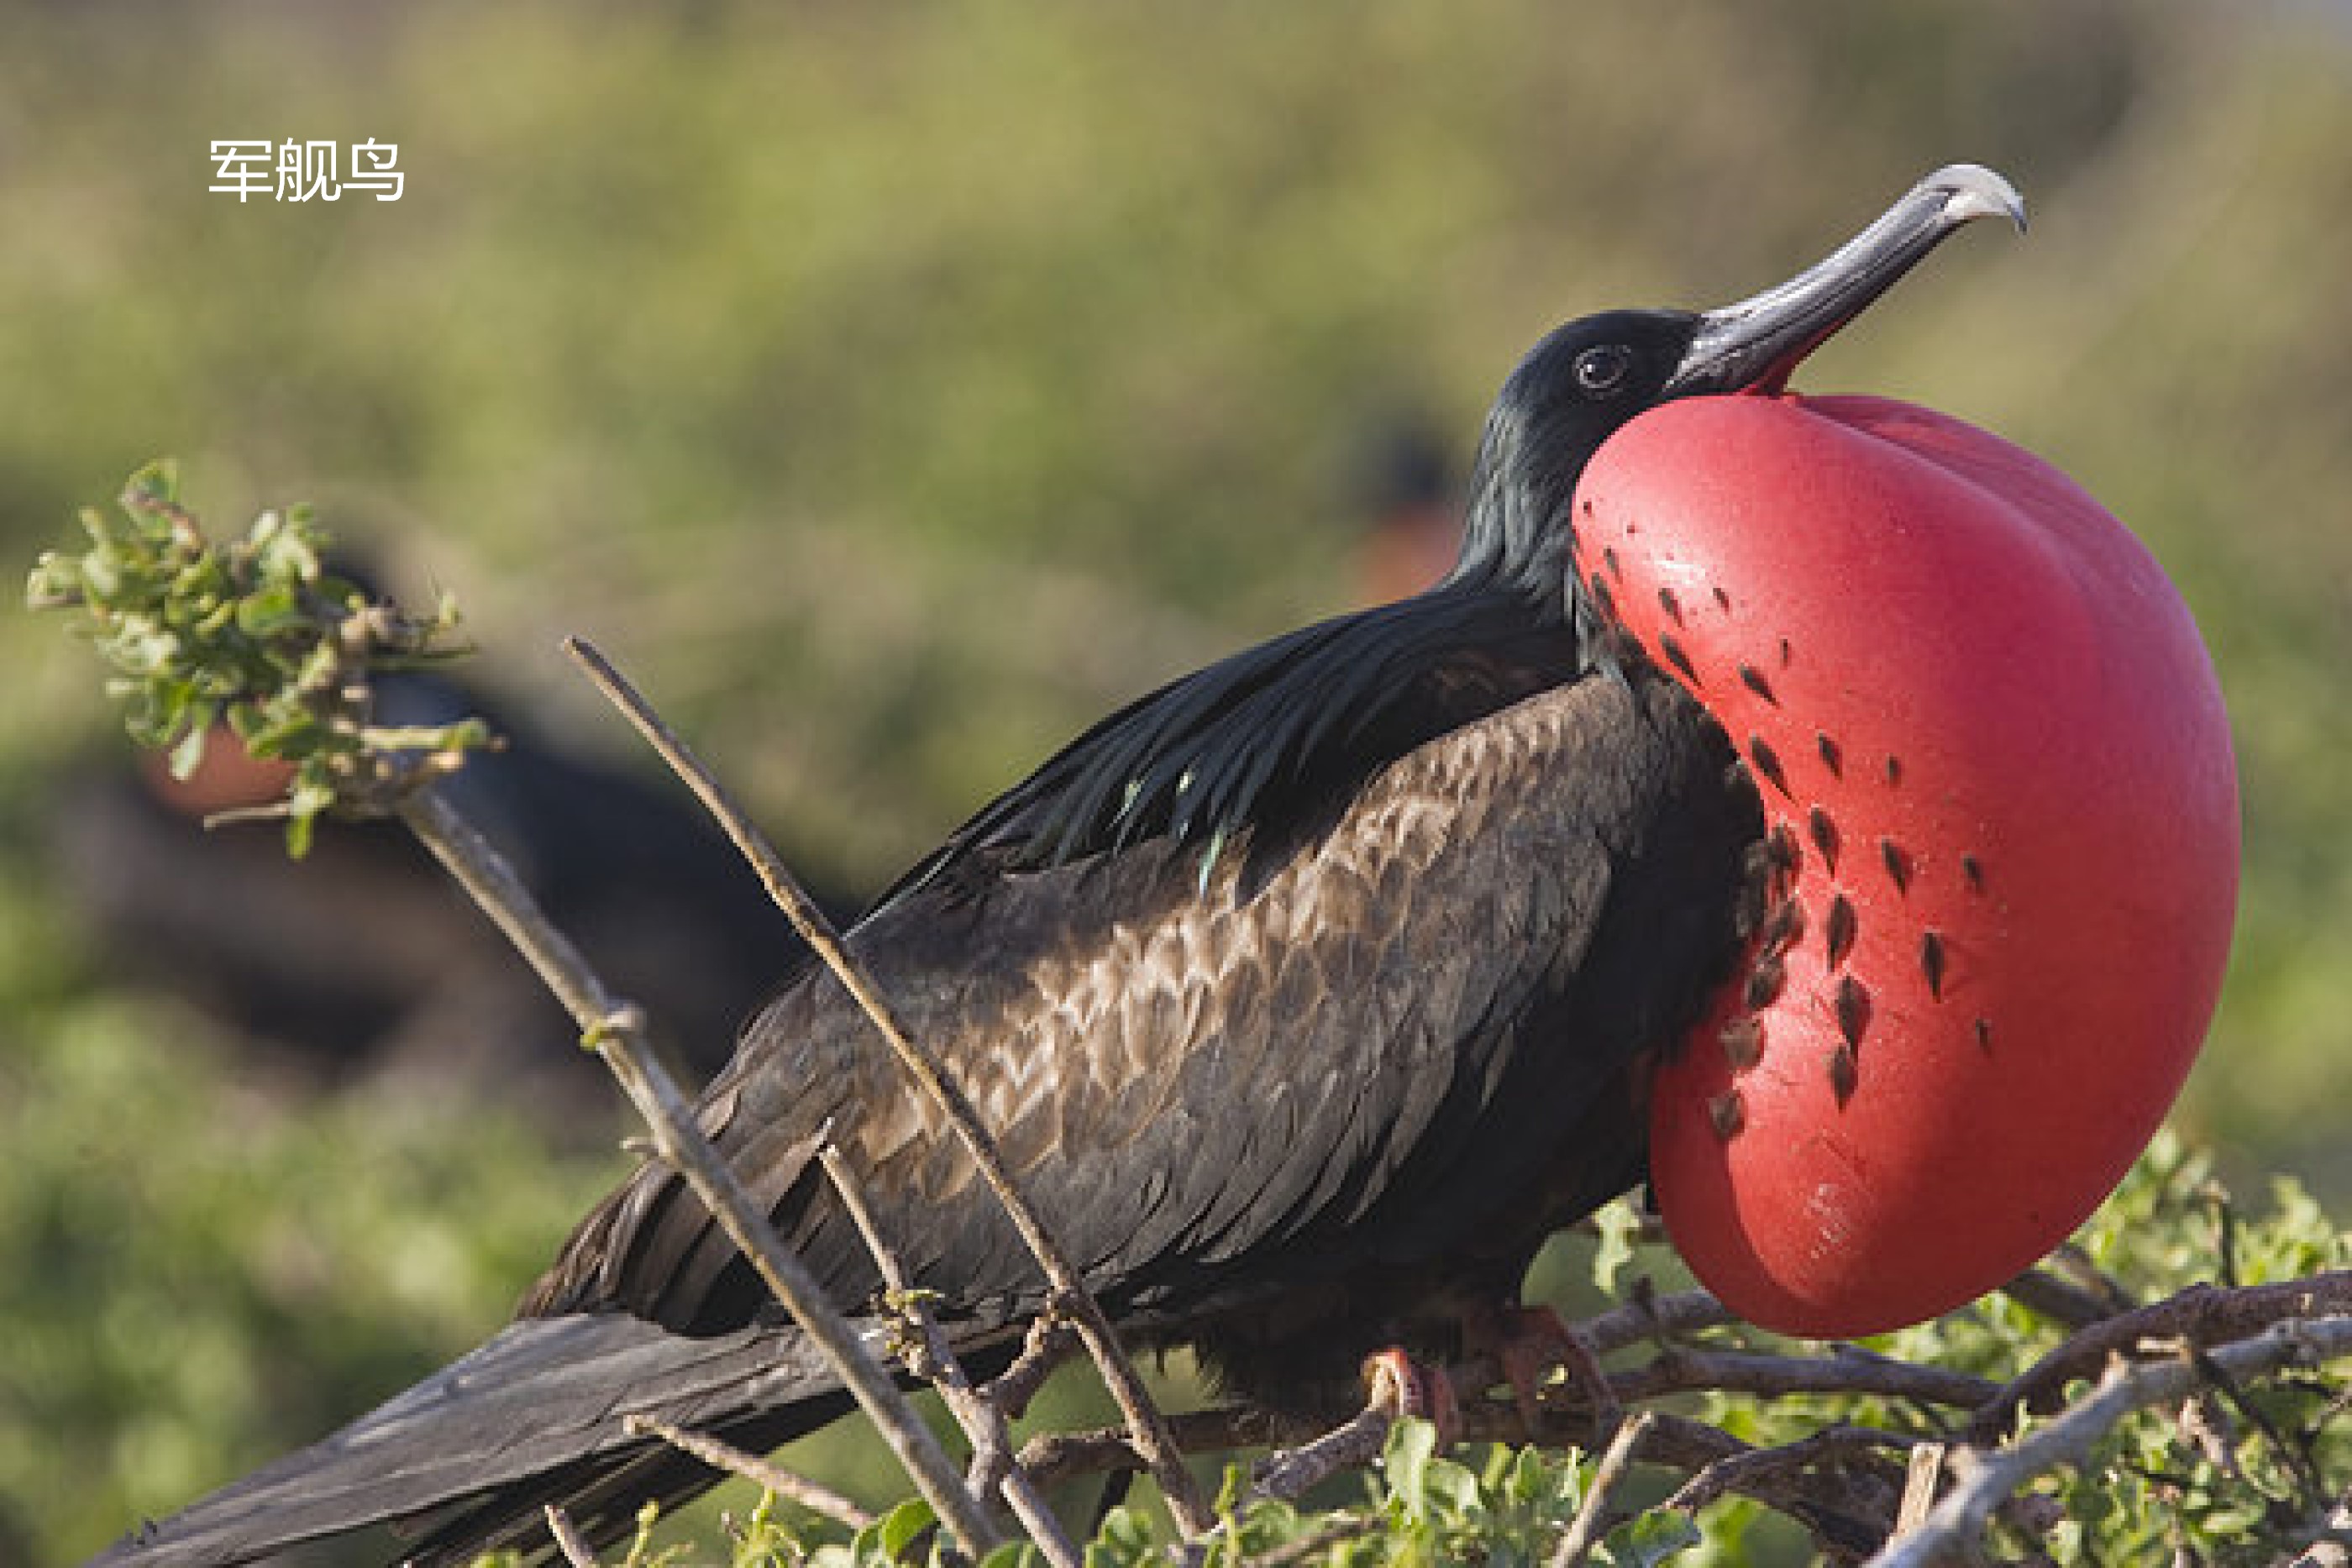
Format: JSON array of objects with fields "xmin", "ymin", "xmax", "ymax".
[{"xmin": 94, "ymin": 165, "xmax": 2024, "ymax": 1566}]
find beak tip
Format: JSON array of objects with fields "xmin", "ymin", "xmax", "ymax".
[{"xmin": 1928, "ymin": 162, "xmax": 2029, "ymax": 237}]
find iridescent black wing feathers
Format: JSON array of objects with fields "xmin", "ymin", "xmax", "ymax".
[
  {"xmin": 874, "ymin": 585, "xmax": 1600, "ymax": 908},
  {"xmin": 528, "ymin": 655, "xmax": 1755, "ymax": 1375}
]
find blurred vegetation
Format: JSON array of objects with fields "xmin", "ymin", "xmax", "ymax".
[{"xmin": 3, "ymin": 1, "xmax": 2347, "ymax": 1561}]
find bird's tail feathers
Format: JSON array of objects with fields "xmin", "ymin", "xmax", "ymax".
[{"xmin": 89, "ymin": 1312, "xmax": 844, "ymax": 1568}]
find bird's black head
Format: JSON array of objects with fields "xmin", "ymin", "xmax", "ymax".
[
  {"xmin": 1452, "ymin": 308, "xmax": 1704, "ymax": 605},
  {"xmin": 1451, "ymin": 164, "xmax": 2024, "ymax": 614}
]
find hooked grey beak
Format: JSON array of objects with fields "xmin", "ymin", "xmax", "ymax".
[{"xmin": 1664, "ymin": 163, "xmax": 2026, "ymax": 398}]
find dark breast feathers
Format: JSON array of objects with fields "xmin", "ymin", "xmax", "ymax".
[{"xmin": 525, "ymin": 654, "xmax": 1758, "ymax": 1413}]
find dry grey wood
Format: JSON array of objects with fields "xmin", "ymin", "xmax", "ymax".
[
  {"xmin": 622, "ymin": 1413, "xmax": 876, "ymax": 1532},
  {"xmin": 1551, "ymin": 1410, "xmax": 1657, "ymax": 1568},
  {"xmin": 1896, "ymin": 1442, "xmax": 1946, "ymax": 1535},
  {"xmin": 816, "ymin": 1144, "xmax": 1084, "ymax": 1568},
  {"xmin": 1966, "ymin": 1272, "xmax": 2352, "ymax": 1444},
  {"xmin": 564, "ymin": 634, "xmax": 1213, "ymax": 1535},
  {"xmin": 1662, "ymin": 1422, "xmax": 1919, "ymax": 1534},
  {"xmin": 543, "ymin": 1504, "xmax": 600, "ymax": 1568},
  {"xmin": 1873, "ymin": 1315, "xmax": 2352, "ymax": 1567},
  {"xmin": 398, "ymin": 788, "xmax": 999, "ymax": 1557}
]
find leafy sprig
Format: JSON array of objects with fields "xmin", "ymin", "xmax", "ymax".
[{"xmin": 26, "ymin": 460, "xmax": 492, "ymax": 853}]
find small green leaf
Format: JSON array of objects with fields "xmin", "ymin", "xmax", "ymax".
[
  {"xmin": 874, "ymin": 1498, "xmax": 934, "ymax": 1560},
  {"xmin": 167, "ymin": 706, "xmax": 216, "ymax": 781},
  {"xmin": 123, "ymin": 457, "xmax": 182, "ymax": 509},
  {"xmin": 1590, "ymin": 1199, "xmax": 1645, "ymax": 1294},
  {"xmin": 1596, "ymin": 1508, "xmax": 1701, "ymax": 1566},
  {"xmin": 1427, "ymin": 1454, "xmax": 1485, "ymax": 1523},
  {"xmin": 1383, "ymin": 1415, "xmax": 1437, "ymax": 1517}
]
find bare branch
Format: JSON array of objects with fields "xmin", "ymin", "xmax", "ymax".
[
  {"xmin": 1625, "ymin": 1413, "xmax": 1895, "ymax": 1563},
  {"xmin": 1966, "ymin": 1272, "xmax": 2352, "ymax": 1444},
  {"xmin": 2281, "ymin": 1483, "xmax": 2352, "ymax": 1568},
  {"xmin": 396, "ymin": 789, "xmax": 999, "ymax": 1559},
  {"xmin": 1665, "ymin": 1424, "xmax": 1917, "ymax": 1518},
  {"xmin": 1875, "ymin": 1315, "xmax": 2352, "ymax": 1567},
  {"xmin": 1020, "ymin": 1407, "xmax": 1281, "ymax": 1492},
  {"xmin": 622, "ymin": 1414, "xmax": 876, "ymax": 1533},
  {"xmin": 1613, "ymin": 1345, "xmax": 1999, "ymax": 1413},
  {"xmin": 1896, "ymin": 1442, "xmax": 1945, "ymax": 1534},
  {"xmin": 1578, "ymin": 1287, "xmax": 1738, "ymax": 1356},
  {"xmin": 816, "ymin": 1145, "xmax": 1083, "ymax": 1568},
  {"xmin": 2000, "ymin": 1267, "xmax": 2129, "ymax": 1332},
  {"xmin": 987, "ymin": 1311, "xmax": 1082, "ymax": 1421},
  {"xmin": 1246, "ymin": 1513, "xmax": 1385, "ymax": 1567},
  {"xmin": 1250, "ymin": 1400, "xmax": 1394, "ymax": 1504},
  {"xmin": 565, "ymin": 635, "xmax": 1211, "ymax": 1534},
  {"xmin": 1551, "ymin": 1409, "xmax": 1657, "ymax": 1568},
  {"xmin": 543, "ymin": 1505, "xmax": 600, "ymax": 1568}
]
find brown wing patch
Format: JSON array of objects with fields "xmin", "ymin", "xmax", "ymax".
[{"xmin": 526, "ymin": 667, "xmax": 1740, "ymax": 1337}]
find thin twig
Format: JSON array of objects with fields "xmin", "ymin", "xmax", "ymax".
[
  {"xmin": 1626, "ymin": 1413, "xmax": 1895, "ymax": 1563},
  {"xmin": 1873, "ymin": 1315, "xmax": 2352, "ymax": 1567},
  {"xmin": 1966, "ymin": 1273, "xmax": 2352, "ymax": 1444},
  {"xmin": 816, "ymin": 1146, "xmax": 1084, "ymax": 1568},
  {"xmin": 1665, "ymin": 1424, "xmax": 1917, "ymax": 1519},
  {"xmin": 397, "ymin": 789, "xmax": 998, "ymax": 1559},
  {"xmin": 1614, "ymin": 1346, "xmax": 2000, "ymax": 1413},
  {"xmin": 543, "ymin": 1505, "xmax": 600, "ymax": 1568},
  {"xmin": 1896, "ymin": 1442, "xmax": 1946, "ymax": 1535},
  {"xmin": 1019, "ymin": 1407, "xmax": 1282, "ymax": 1488},
  {"xmin": 566, "ymin": 635, "xmax": 1211, "ymax": 1534},
  {"xmin": 1578, "ymin": 1287, "xmax": 1737, "ymax": 1356},
  {"xmin": 2000, "ymin": 1268, "xmax": 2127, "ymax": 1332},
  {"xmin": 623, "ymin": 1414, "xmax": 877, "ymax": 1533},
  {"xmin": 987, "ymin": 1311, "xmax": 1082, "ymax": 1421},
  {"xmin": 1551, "ymin": 1409, "xmax": 1657, "ymax": 1568}
]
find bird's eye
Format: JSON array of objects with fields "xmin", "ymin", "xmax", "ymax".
[{"xmin": 1574, "ymin": 345, "xmax": 1632, "ymax": 396}]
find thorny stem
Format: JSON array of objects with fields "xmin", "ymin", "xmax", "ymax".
[
  {"xmin": 396, "ymin": 788, "xmax": 1000, "ymax": 1559},
  {"xmin": 565, "ymin": 634, "xmax": 1214, "ymax": 1535}
]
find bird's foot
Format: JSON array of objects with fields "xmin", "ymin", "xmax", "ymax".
[
  {"xmin": 1361, "ymin": 1347, "xmax": 1462, "ymax": 1447},
  {"xmin": 1255, "ymin": 1350, "xmax": 1458, "ymax": 1501},
  {"xmin": 1466, "ymin": 1303, "xmax": 1621, "ymax": 1438}
]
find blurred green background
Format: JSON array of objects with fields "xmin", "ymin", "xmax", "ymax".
[{"xmin": 3, "ymin": 2, "xmax": 2347, "ymax": 1560}]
